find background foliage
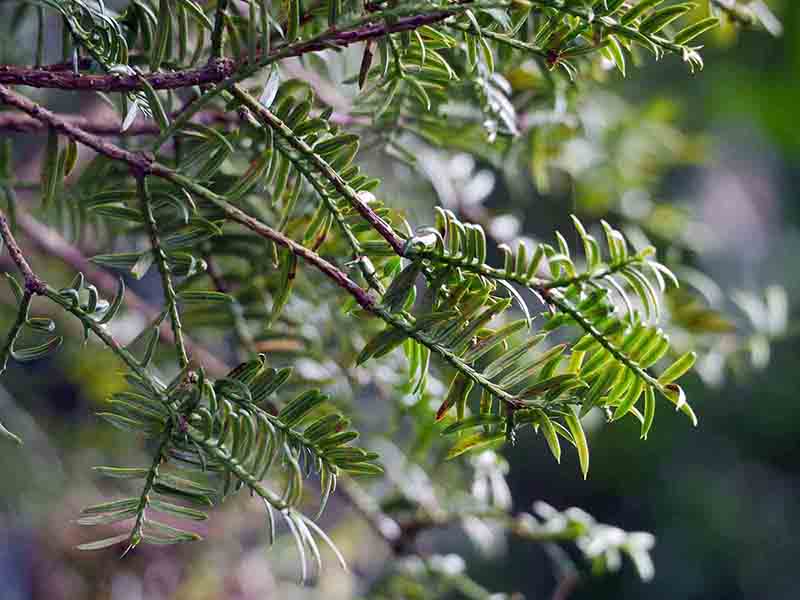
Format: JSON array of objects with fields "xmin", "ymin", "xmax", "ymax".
[{"xmin": 0, "ymin": 1, "xmax": 796, "ymax": 599}]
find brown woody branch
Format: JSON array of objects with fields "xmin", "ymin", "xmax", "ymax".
[
  {"xmin": 0, "ymin": 59, "xmax": 237, "ymax": 92},
  {"xmin": 0, "ymin": 9, "xmax": 458, "ymax": 93},
  {"xmin": 0, "ymin": 84, "xmax": 156, "ymax": 173}
]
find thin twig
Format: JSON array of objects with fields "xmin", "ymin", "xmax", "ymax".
[
  {"xmin": 0, "ymin": 210, "xmax": 45, "ymax": 294},
  {"xmin": 169, "ymin": 170, "xmax": 380, "ymax": 311},
  {"xmin": 124, "ymin": 432, "xmax": 172, "ymax": 552},
  {"xmin": 0, "ymin": 84, "xmax": 155, "ymax": 173},
  {"xmin": 44, "ymin": 285, "xmax": 169, "ymax": 404},
  {"xmin": 137, "ymin": 174, "xmax": 189, "ymax": 368},
  {"xmin": 0, "ymin": 107, "xmax": 358, "ymax": 136}
]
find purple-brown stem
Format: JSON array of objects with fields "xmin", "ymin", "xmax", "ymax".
[
  {"xmin": 0, "ymin": 210, "xmax": 45, "ymax": 295},
  {"xmin": 0, "ymin": 84, "xmax": 155, "ymax": 173},
  {"xmin": 0, "ymin": 10, "xmax": 456, "ymax": 92}
]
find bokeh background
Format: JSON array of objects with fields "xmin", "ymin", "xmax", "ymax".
[{"xmin": 1, "ymin": 2, "xmax": 798, "ymax": 599}]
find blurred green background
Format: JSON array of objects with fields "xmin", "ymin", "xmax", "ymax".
[{"xmin": 1, "ymin": 2, "xmax": 798, "ymax": 599}]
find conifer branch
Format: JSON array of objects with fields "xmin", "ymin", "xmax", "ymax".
[
  {"xmin": 0, "ymin": 84, "xmax": 379, "ymax": 311},
  {"xmin": 544, "ymin": 291, "xmax": 663, "ymax": 391},
  {"xmin": 0, "ymin": 84, "xmax": 155, "ymax": 174},
  {"xmin": 0, "ymin": 2, "xmax": 509, "ymax": 93},
  {"xmin": 137, "ymin": 174, "xmax": 189, "ymax": 368},
  {"xmin": 230, "ymin": 86, "xmax": 407, "ymax": 256},
  {"xmin": 0, "ymin": 83, "xmax": 662, "ymax": 419},
  {"xmin": 165, "ymin": 171, "xmax": 380, "ymax": 312},
  {"xmin": 126, "ymin": 431, "xmax": 172, "ymax": 552},
  {"xmin": 188, "ymin": 428, "xmax": 290, "ymax": 510},
  {"xmin": 151, "ymin": 1, "xmax": 510, "ymax": 150},
  {"xmin": 7, "ymin": 210, "xmax": 228, "ymax": 374}
]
